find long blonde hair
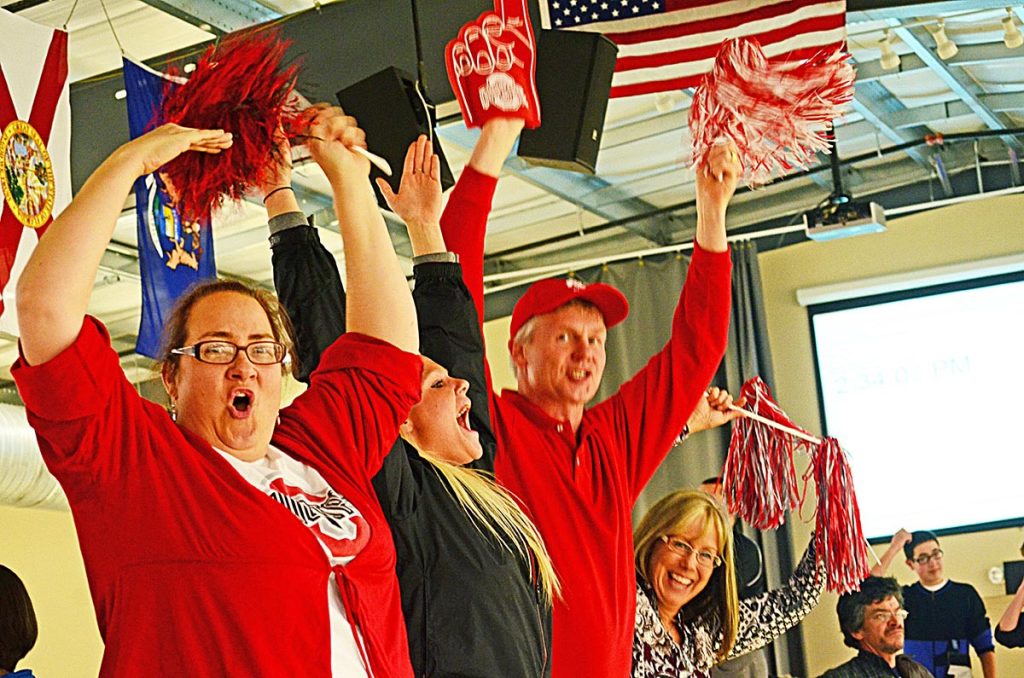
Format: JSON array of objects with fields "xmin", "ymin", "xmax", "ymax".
[
  {"xmin": 633, "ymin": 490, "xmax": 738, "ymax": 661},
  {"xmin": 421, "ymin": 454, "xmax": 560, "ymax": 605}
]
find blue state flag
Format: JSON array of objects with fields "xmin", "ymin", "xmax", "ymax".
[{"xmin": 123, "ymin": 58, "xmax": 216, "ymax": 358}]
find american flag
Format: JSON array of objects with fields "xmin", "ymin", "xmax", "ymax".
[{"xmin": 538, "ymin": 0, "xmax": 847, "ymax": 98}]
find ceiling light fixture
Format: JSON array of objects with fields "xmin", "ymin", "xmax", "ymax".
[
  {"xmin": 878, "ymin": 29, "xmax": 901, "ymax": 70},
  {"xmin": 927, "ymin": 19, "xmax": 959, "ymax": 60},
  {"xmin": 1003, "ymin": 8, "xmax": 1024, "ymax": 49},
  {"xmin": 654, "ymin": 90, "xmax": 684, "ymax": 113}
]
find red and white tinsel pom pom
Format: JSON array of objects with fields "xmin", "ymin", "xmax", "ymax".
[
  {"xmin": 159, "ymin": 30, "xmax": 302, "ymax": 225},
  {"xmin": 810, "ymin": 438, "xmax": 871, "ymax": 594},
  {"xmin": 723, "ymin": 377, "xmax": 815, "ymax": 530},
  {"xmin": 689, "ymin": 38, "xmax": 854, "ymax": 185}
]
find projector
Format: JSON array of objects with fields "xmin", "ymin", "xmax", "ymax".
[{"xmin": 804, "ymin": 200, "xmax": 887, "ymax": 242}]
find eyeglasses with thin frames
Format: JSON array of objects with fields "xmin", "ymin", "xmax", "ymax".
[
  {"xmin": 171, "ymin": 340, "xmax": 290, "ymax": 366},
  {"xmin": 660, "ymin": 535, "xmax": 722, "ymax": 569},
  {"xmin": 868, "ymin": 608, "xmax": 909, "ymax": 624},
  {"xmin": 911, "ymin": 549, "xmax": 943, "ymax": 565}
]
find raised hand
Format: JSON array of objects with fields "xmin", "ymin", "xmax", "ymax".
[
  {"xmin": 693, "ymin": 137, "xmax": 741, "ymax": 252},
  {"xmin": 305, "ymin": 104, "xmax": 370, "ymax": 182},
  {"xmin": 375, "ymin": 135, "xmax": 442, "ymax": 231},
  {"xmin": 890, "ymin": 528, "xmax": 912, "ymax": 550},
  {"xmin": 445, "ymin": 0, "xmax": 540, "ymax": 128},
  {"xmin": 696, "ymin": 138, "xmax": 742, "ymax": 214},
  {"xmin": 124, "ymin": 123, "xmax": 232, "ymax": 178}
]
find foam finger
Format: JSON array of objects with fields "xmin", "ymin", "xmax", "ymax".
[{"xmin": 495, "ymin": 0, "xmax": 529, "ymax": 29}]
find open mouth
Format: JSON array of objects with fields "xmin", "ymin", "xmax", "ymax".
[
  {"xmin": 568, "ymin": 368, "xmax": 591, "ymax": 381},
  {"xmin": 668, "ymin": 572, "xmax": 694, "ymax": 587},
  {"xmin": 229, "ymin": 389, "xmax": 254, "ymax": 418},
  {"xmin": 456, "ymin": 403, "xmax": 472, "ymax": 431}
]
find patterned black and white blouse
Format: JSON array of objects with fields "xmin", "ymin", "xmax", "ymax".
[{"xmin": 632, "ymin": 538, "xmax": 823, "ymax": 678}]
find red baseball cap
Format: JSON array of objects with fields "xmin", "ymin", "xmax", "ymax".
[{"xmin": 509, "ymin": 277, "xmax": 630, "ymax": 342}]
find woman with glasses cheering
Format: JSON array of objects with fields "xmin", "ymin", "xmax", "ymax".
[
  {"xmin": 12, "ymin": 108, "xmax": 424, "ymax": 676},
  {"xmin": 632, "ymin": 490, "xmax": 825, "ymax": 677}
]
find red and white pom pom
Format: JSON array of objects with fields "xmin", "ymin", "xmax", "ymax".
[
  {"xmin": 723, "ymin": 377, "xmax": 815, "ymax": 529},
  {"xmin": 689, "ymin": 38, "xmax": 854, "ymax": 184},
  {"xmin": 811, "ymin": 438, "xmax": 871, "ymax": 594},
  {"xmin": 159, "ymin": 30, "xmax": 302, "ymax": 224}
]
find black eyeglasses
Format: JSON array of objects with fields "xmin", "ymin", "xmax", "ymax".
[
  {"xmin": 171, "ymin": 340, "xmax": 289, "ymax": 365},
  {"xmin": 912, "ymin": 549, "xmax": 943, "ymax": 565}
]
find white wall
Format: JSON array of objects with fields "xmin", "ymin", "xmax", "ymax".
[{"xmin": 0, "ymin": 505, "xmax": 101, "ymax": 677}]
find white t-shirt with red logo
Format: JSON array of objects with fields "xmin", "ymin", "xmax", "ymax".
[{"xmin": 218, "ymin": 445, "xmax": 370, "ymax": 678}]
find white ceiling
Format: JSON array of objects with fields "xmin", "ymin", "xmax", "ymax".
[{"xmin": 1, "ymin": 0, "xmax": 1023, "ymax": 399}]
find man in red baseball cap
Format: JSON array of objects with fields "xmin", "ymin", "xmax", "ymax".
[
  {"xmin": 442, "ymin": 5, "xmax": 743, "ymax": 674},
  {"xmin": 440, "ymin": 130, "xmax": 741, "ymax": 678}
]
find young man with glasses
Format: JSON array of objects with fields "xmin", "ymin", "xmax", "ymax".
[
  {"xmin": 820, "ymin": 576, "xmax": 931, "ymax": 677},
  {"xmin": 871, "ymin": 530, "xmax": 996, "ymax": 678}
]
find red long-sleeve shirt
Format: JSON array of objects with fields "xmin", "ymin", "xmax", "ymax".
[
  {"xmin": 13, "ymin": 318, "xmax": 422, "ymax": 677},
  {"xmin": 441, "ymin": 167, "xmax": 732, "ymax": 677}
]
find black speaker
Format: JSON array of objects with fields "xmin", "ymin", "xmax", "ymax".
[
  {"xmin": 517, "ymin": 30, "xmax": 618, "ymax": 174},
  {"xmin": 336, "ymin": 67, "xmax": 454, "ymax": 209}
]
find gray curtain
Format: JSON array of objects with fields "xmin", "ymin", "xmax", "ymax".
[{"xmin": 578, "ymin": 241, "xmax": 806, "ymax": 677}]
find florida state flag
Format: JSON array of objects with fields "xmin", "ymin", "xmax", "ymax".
[{"xmin": 0, "ymin": 9, "xmax": 70, "ymax": 335}]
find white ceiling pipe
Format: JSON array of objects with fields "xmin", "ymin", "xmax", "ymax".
[{"xmin": 0, "ymin": 403, "xmax": 67, "ymax": 511}]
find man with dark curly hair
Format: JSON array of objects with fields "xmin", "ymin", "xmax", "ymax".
[{"xmin": 820, "ymin": 576, "xmax": 931, "ymax": 677}]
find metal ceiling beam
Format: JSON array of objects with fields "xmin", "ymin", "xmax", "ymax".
[
  {"xmin": 438, "ymin": 125, "xmax": 673, "ymax": 245},
  {"xmin": 855, "ymin": 43, "xmax": 1024, "ymax": 84},
  {"xmin": 884, "ymin": 92, "xmax": 1024, "ymax": 128},
  {"xmin": 849, "ymin": 1, "xmax": 1024, "ymax": 21},
  {"xmin": 894, "ymin": 22, "xmax": 1024, "ymax": 154},
  {"xmin": 850, "ymin": 80, "xmax": 936, "ymax": 172},
  {"xmin": 137, "ymin": 0, "xmax": 281, "ymax": 35}
]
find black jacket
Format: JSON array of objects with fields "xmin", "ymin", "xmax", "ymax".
[
  {"xmin": 819, "ymin": 650, "xmax": 932, "ymax": 678},
  {"xmin": 271, "ymin": 221, "xmax": 552, "ymax": 677}
]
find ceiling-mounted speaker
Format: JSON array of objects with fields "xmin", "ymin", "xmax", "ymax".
[
  {"xmin": 337, "ymin": 67, "xmax": 454, "ymax": 209},
  {"xmin": 517, "ymin": 30, "xmax": 618, "ymax": 174}
]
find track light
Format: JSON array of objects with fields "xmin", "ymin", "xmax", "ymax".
[
  {"xmin": 927, "ymin": 19, "xmax": 958, "ymax": 60},
  {"xmin": 654, "ymin": 90, "xmax": 684, "ymax": 113},
  {"xmin": 878, "ymin": 29, "xmax": 901, "ymax": 70},
  {"xmin": 1003, "ymin": 8, "xmax": 1023, "ymax": 49}
]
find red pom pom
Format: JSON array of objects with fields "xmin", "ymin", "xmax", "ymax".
[
  {"xmin": 810, "ymin": 438, "xmax": 871, "ymax": 594},
  {"xmin": 689, "ymin": 38, "xmax": 855, "ymax": 184},
  {"xmin": 723, "ymin": 377, "xmax": 814, "ymax": 529},
  {"xmin": 159, "ymin": 30, "xmax": 302, "ymax": 224}
]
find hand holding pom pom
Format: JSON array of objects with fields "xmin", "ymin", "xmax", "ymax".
[{"xmin": 690, "ymin": 39, "xmax": 854, "ymax": 186}]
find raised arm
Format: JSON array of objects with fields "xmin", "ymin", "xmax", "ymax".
[
  {"xmin": 262, "ymin": 133, "xmax": 347, "ymax": 384},
  {"xmin": 725, "ymin": 536, "xmax": 824, "ymax": 661},
  {"xmin": 442, "ymin": 0, "xmax": 536, "ymax": 320},
  {"xmin": 870, "ymin": 529, "xmax": 911, "ymax": 577},
  {"xmin": 997, "ymin": 579, "xmax": 1024, "ymax": 648},
  {"xmin": 439, "ymin": 119, "xmax": 524, "ymax": 322},
  {"xmin": 381, "ymin": 136, "xmax": 496, "ymax": 462},
  {"xmin": 17, "ymin": 125, "xmax": 231, "ymax": 366},
  {"xmin": 612, "ymin": 142, "xmax": 740, "ymax": 494},
  {"xmin": 307, "ymin": 106, "xmax": 417, "ymax": 353}
]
